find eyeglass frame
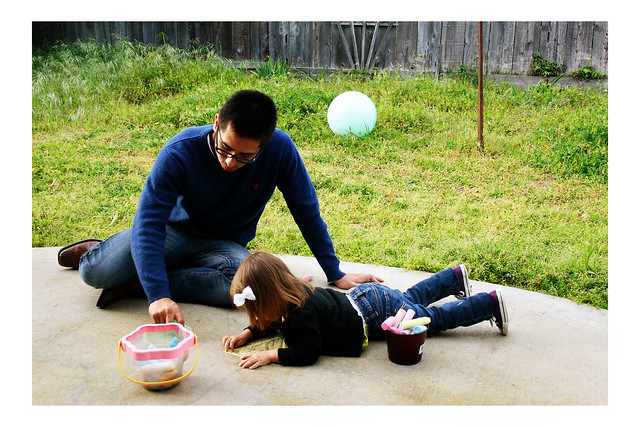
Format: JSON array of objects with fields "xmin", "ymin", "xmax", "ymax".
[{"xmin": 209, "ymin": 126, "xmax": 263, "ymax": 165}]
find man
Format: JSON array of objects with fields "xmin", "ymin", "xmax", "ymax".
[{"xmin": 58, "ymin": 90, "xmax": 383, "ymax": 324}]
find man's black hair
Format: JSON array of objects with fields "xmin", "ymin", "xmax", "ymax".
[{"xmin": 218, "ymin": 90, "xmax": 278, "ymax": 145}]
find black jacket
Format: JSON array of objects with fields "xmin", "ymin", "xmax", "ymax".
[{"xmin": 247, "ymin": 287, "xmax": 365, "ymax": 366}]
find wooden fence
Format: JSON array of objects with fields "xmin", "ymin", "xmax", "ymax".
[{"xmin": 32, "ymin": 21, "xmax": 608, "ymax": 75}]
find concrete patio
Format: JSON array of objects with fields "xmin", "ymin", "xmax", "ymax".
[{"xmin": 31, "ymin": 245, "xmax": 609, "ymax": 409}]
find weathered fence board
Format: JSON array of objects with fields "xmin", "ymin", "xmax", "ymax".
[
  {"xmin": 440, "ymin": 22, "xmax": 466, "ymax": 71},
  {"xmin": 591, "ymin": 21, "xmax": 608, "ymax": 72},
  {"xmin": 417, "ymin": 21, "xmax": 441, "ymax": 73},
  {"xmin": 32, "ymin": 21, "xmax": 608, "ymax": 75},
  {"xmin": 486, "ymin": 22, "xmax": 514, "ymax": 74},
  {"xmin": 512, "ymin": 22, "xmax": 539, "ymax": 74}
]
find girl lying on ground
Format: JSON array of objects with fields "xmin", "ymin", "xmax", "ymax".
[{"xmin": 222, "ymin": 252, "xmax": 508, "ymax": 369}]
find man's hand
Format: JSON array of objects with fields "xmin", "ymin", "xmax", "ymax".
[
  {"xmin": 332, "ymin": 272, "xmax": 384, "ymax": 290},
  {"xmin": 222, "ymin": 329, "xmax": 253, "ymax": 351},
  {"xmin": 148, "ymin": 297, "xmax": 184, "ymax": 325},
  {"xmin": 238, "ymin": 349, "xmax": 279, "ymax": 370}
]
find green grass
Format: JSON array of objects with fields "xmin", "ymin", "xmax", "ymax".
[{"xmin": 32, "ymin": 39, "xmax": 608, "ymax": 308}]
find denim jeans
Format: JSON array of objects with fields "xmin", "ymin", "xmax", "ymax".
[
  {"xmin": 78, "ymin": 225, "xmax": 249, "ymax": 306},
  {"xmin": 348, "ymin": 268, "xmax": 493, "ymax": 339}
]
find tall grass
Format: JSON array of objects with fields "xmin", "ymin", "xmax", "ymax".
[{"xmin": 32, "ymin": 39, "xmax": 608, "ymax": 308}]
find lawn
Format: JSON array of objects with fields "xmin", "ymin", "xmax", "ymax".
[{"xmin": 32, "ymin": 39, "xmax": 608, "ymax": 308}]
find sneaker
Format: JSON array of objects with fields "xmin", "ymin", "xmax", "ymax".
[
  {"xmin": 454, "ymin": 264, "xmax": 472, "ymax": 299},
  {"xmin": 489, "ymin": 290, "xmax": 509, "ymax": 335}
]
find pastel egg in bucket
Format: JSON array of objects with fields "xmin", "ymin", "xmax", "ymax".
[
  {"xmin": 118, "ymin": 323, "xmax": 197, "ymax": 391},
  {"xmin": 327, "ymin": 91, "xmax": 377, "ymax": 137}
]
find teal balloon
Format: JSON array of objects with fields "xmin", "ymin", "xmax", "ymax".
[{"xmin": 327, "ymin": 91, "xmax": 377, "ymax": 137}]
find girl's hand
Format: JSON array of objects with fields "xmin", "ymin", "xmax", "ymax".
[
  {"xmin": 222, "ymin": 329, "xmax": 253, "ymax": 351},
  {"xmin": 238, "ymin": 349, "xmax": 279, "ymax": 370}
]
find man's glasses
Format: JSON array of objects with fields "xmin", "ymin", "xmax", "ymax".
[{"xmin": 210, "ymin": 127, "xmax": 261, "ymax": 165}]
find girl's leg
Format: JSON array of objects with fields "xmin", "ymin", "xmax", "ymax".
[
  {"xmin": 349, "ymin": 282, "xmax": 419, "ymax": 340},
  {"xmin": 350, "ymin": 283, "xmax": 502, "ymax": 338},
  {"xmin": 403, "ymin": 267, "xmax": 461, "ymax": 306},
  {"xmin": 424, "ymin": 292, "xmax": 494, "ymax": 335}
]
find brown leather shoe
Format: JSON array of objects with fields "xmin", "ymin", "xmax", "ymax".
[
  {"xmin": 96, "ymin": 281, "xmax": 146, "ymax": 309},
  {"xmin": 57, "ymin": 239, "xmax": 103, "ymax": 269}
]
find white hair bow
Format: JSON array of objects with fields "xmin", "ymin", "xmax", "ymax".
[{"xmin": 233, "ymin": 286, "xmax": 256, "ymax": 307}]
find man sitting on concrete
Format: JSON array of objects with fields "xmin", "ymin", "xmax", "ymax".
[{"xmin": 58, "ymin": 89, "xmax": 382, "ymax": 325}]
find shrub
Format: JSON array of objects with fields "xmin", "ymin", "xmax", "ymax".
[
  {"xmin": 529, "ymin": 53, "xmax": 566, "ymax": 77},
  {"xmin": 572, "ymin": 65, "xmax": 606, "ymax": 81}
]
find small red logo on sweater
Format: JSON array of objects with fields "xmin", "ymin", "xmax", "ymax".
[{"xmin": 253, "ymin": 184, "xmax": 259, "ymax": 190}]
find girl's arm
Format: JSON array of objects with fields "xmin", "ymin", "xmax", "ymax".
[{"xmin": 222, "ymin": 328, "xmax": 253, "ymax": 351}]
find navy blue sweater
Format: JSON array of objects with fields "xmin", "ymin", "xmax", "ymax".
[{"xmin": 131, "ymin": 125, "xmax": 344, "ymax": 303}]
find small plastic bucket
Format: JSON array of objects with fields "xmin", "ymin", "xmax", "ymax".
[
  {"xmin": 118, "ymin": 323, "xmax": 197, "ymax": 391},
  {"xmin": 386, "ymin": 328, "xmax": 428, "ymax": 365}
]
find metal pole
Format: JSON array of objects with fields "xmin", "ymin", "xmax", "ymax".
[{"xmin": 478, "ymin": 21, "xmax": 484, "ymax": 151}]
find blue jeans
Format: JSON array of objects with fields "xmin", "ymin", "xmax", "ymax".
[
  {"xmin": 78, "ymin": 225, "xmax": 249, "ymax": 306},
  {"xmin": 349, "ymin": 268, "xmax": 493, "ymax": 338}
]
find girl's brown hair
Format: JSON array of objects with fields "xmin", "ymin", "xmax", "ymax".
[{"xmin": 230, "ymin": 252, "xmax": 314, "ymax": 331}]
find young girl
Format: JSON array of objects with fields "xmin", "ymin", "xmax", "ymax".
[{"xmin": 222, "ymin": 252, "xmax": 508, "ymax": 369}]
